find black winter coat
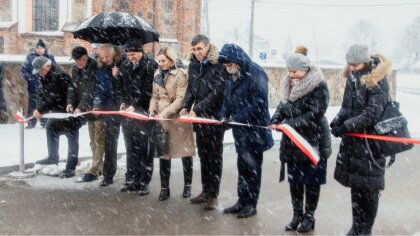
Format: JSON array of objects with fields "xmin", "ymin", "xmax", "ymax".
[
  {"xmin": 182, "ymin": 44, "xmax": 225, "ymax": 134},
  {"xmin": 332, "ymin": 55, "xmax": 391, "ymax": 191},
  {"xmin": 271, "ymin": 66, "xmax": 331, "ymax": 185},
  {"xmin": 37, "ymin": 65, "xmax": 72, "ymax": 114},
  {"xmin": 117, "ymin": 56, "xmax": 158, "ymax": 114},
  {"xmin": 68, "ymin": 57, "xmax": 98, "ymax": 112}
]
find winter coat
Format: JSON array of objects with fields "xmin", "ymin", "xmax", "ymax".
[
  {"xmin": 149, "ymin": 68, "xmax": 196, "ymax": 159},
  {"xmin": 93, "ymin": 65, "xmax": 119, "ymax": 111},
  {"xmin": 219, "ymin": 44, "xmax": 274, "ymax": 154},
  {"xmin": 21, "ymin": 49, "xmax": 57, "ymax": 93},
  {"xmin": 271, "ymin": 66, "xmax": 331, "ymax": 185},
  {"xmin": 182, "ymin": 44, "xmax": 226, "ymax": 135},
  {"xmin": 117, "ymin": 55, "xmax": 158, "ymax": 114},
  {"xmin": 332, "ymin": 54, "xmax": 391, "ymax": 191},
  {"xmin": 37, "ymin": 64, "xmax": 82, "ymax": 129},
  {"xmin": 68, "ymin": 57, "xmax": 98, "ymax": 112}
]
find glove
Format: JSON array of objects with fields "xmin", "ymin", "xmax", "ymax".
[
  {"xmin": 330, "ymin": 117, "xmax": 341, "ymax": 130},
  {"xmin": 331, "ymin": 125, "xmax": 347, "ymax": 137}
]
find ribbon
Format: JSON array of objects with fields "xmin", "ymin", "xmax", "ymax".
[
  {"xmin": 347, "ymin": 133, "xmax": 420, "ymax": 145},
  {"xmin": 12, "ymin": 111, "xmax": 420, "ymax": 166}
]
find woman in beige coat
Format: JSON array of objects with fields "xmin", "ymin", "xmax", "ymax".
[{"xmin": 149, "ymin": 47, "xmax": 196, "ymax": 201}]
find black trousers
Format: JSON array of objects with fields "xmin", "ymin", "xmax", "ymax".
[
  {"xmin": 196, "ymin": 130, "xmax": 224, "ymax": 198},
  {"xmin": 122, "ymin": 118, "xmax": 153, "ymax": 185},
  {"xmin": 237, "ymin": 151, "xmax": 263, "ymax": 208},
  {"xmin": 102, "ymin": 115, "xmax": 120, "ymax": 181},
  {"xmin": 159, "ymin": 157, "xmax": 193, "ymax": 188},
  {"xmin": 289, "ymin": 184, "xmax": 320, "ymax": 217},
  {"xmin": 350, "ymin": 188, "xmax": 380, "ymax": 235}
]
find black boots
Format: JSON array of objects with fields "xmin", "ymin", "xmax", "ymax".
[
  {"xmin": 297, "ymin": 214, "xmax": 315, "ymax": 233},
  {"xmin": 348, "ymin": 188, "xmax": 380, "ymax": 236},
  {"xmin": 285, "ymin": 212, "xmax": 302, "ymax": 231},
  {"xmin": 159, "ymin": 188, "xmax": 170, "ymax": 201},
  {"xmin": 183, "ymin": 185, "xmax": 191, "ymax": 198},
  {"xmin": 223, "ymin": 202, "xmax": 243, "ymax": 214}
]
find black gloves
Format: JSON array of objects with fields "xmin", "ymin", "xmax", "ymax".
[{"xmin": 331, "ymin": 125, "xmax": 347, "ymax": 137}]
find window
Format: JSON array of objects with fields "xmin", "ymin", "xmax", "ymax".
[
  {"xmin": 71, "ymin": 0, "xmax": 87, "ymax": 23},
  {"xmin": 32, "ymin": 0, "xmax": 59, "ymax": 31},
  {"xmin": 0, "ymin": 0, "xmax": 12, "ymax": 22}
]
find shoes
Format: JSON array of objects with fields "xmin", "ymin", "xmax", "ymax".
[
  {"xmin": 158, "ymin": 188, "xmax": 170, "ymax": 201},
  {"xmin": 204, "ymin": 197, "xmax": 218, "ymax": 211},
  {"xmin": 35, "ymin": 157, "xmax": 58, "ymax": 165},
  {"xmin": 120, "ymin": 183, "xmax": 141, "ymax": 192},
  {"xmin": 346, "ymin": 226, "xmax": 359, "ymax": 236},
  {"xmin": 99, "ymin": 178, "xmax": 113, "ymax": 187},
  {"xmin": 138, "ymin": 184, "xmax": 150, "ymax": 196},
  {"xmin": 190, "ymin": 192, "xmax": 208, "ymax": 204},
  {"xmin": 182, "ymin": 185, "xmax": 191, "ymax": 198},
  {"xmin": 79, "ymin": 173, "xmax": 97, "ymax": 182},
  {"xmin": 297, "ymin": 214, "xmax": 315, "ymax": 233},
  {"xmin": 285, "ymin": 212, "xmax": 303, "ymax": 231},
  {"xmin": 223, "ymin": 202, "xmax": 244, "ymax": 214},
  {"xmin": 237, "ymin": 205, "xmax": 257, "ymax": 218},
  {"xmin": 60, "ymin": 169, "xmax": 75, "ymax": 178}
]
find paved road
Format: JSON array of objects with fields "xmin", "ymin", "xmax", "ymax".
[{"xmin": 1, "ymin": 142, "xmax": 419, "ymax": 235}]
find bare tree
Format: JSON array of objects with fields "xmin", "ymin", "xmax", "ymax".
[{"xmin": 348, "ymin": 19, "xmax": 377, "ymax": 51}]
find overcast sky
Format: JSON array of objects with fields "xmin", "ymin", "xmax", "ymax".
[{"xmin": 208, "ymin": 0, "xmax": 420, "ymax": 63}]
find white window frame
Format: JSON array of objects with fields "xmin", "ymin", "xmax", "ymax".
[{"xmin": 0, "ymin": 0, "xmax": 18, "ymax": 28}]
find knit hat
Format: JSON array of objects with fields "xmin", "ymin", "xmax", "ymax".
[
  {"xmin": 32, "ymin": 56, "xmax": 51, "ymax": 74},
  {"xmin": 286, "ymin": 53, "xmax": 311, "ymax": 71},
  {"xmin": 346, "ymin": 44, "xmax": 370, "ymax": 64},
  {"xmin": 124, "ymin": 38, "xmax": 143, "ymax": 52},
  {"xmin": 71, "ymin": 46, "xmax": 88, "ymax": 60},
  {"xmin": 35, "ymin": 39, "xmax": 46, "ymax": 48}
]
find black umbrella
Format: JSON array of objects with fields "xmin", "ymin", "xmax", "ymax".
[{"xmin": 73, "ymin": 12, "xmax": 159, "ymax": 45}]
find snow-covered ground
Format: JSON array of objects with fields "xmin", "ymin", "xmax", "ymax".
[{"xmin": 1, "ymin": 72, "xmax": 419, "ymax": 168}]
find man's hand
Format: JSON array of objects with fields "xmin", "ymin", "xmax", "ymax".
[
  {"xmin": 33, "ymin": 109, "xmax": 42, "ymax": 120},
  {"xmin": 73, "ymin": 108, "xmax": 81, "ymax": 115},
  {"xmin": 120, "ymin": 103, "xmax": 126, "ymax": 111},
  {"xmin": 112, "ymin": 66, "xmax": 119, "ymax": 78},
  {"xmin": 180, "ymin": 108, "xmax": 188, "ymax": 116},
  {"xmin": 66, "ymin": 104, "xmax": 74, "ymax": 113},
  {"xmin": 188, "ymin": 111, "xmax": 196, "ymax": 117},
  {"xmin": 126, "ymin": 106, "xmax": 135, "ymax": 112},
  {"xmin": 149, "ymin": 111, "xmax": 156, "ymax": 117}
]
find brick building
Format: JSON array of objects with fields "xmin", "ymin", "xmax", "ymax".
[{"xmin": 0, "ymin": 0, "xmax": 201, "ymax": 58}]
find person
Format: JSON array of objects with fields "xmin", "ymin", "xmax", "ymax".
[
  {"xmin": 21, "ymin": 39, "xmax": 56, "ymax": 129},
  {"xmin": 93, "ymin": 44, "xmax": 123, "ymax": 187},
  {"xmin": 67, "ymin": 46, "xmax": 105, "ymax": 182},
  {"xmin": 271, "ymin": 46, "xmax": 331, "ymax": 231},
  {"xmin": 149, "ymin": 47, "xmax": 196, "ymax": 201},
  {"xmin": 0, "ymin": 62, "xmax": 8, "ymax": 123},
  {"xmin": 181, "ymin": 34, "xmax": 225, "ymax": 210},
  {"xmin": 89, "ymin": 43, "xmax": 100, "ymax": 61},
  {"xmin": 32, "ymin": 56, "xmax": 83, "ymax": 178},
  {"xmin": 331, "ymin": 44, "xmax": 391, "ymax": 236},
  {"xmin": 117, "ymin": 38, "xmax": 158, "ymax": 195},
  {"xmin": 218, "ymin": 43, "xmax": 274, "ymax": 218}
]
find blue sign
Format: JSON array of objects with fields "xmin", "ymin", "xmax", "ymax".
[{"xmin": 259, "ymin": 52, "xmax": 267, "ymax": 60}]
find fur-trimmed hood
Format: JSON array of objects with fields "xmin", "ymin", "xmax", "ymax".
[
  {"xmin": 280, "ymin": 66, "xmax": 324, "ymax": 102},
  {"xmin": 343, "ymin": 54, "xmax": 392, "ymax": 89},
  {"xmin": 187, "ymin": 43, "xmax": 219, "ymax": 65}
]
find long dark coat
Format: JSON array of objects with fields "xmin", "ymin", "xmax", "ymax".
[
  {"xmin": 182, "ymin": 44, "xmax": 225, "ymax": 135},
  {"xmin": 219, "ymin": 43, "xmax": 274, "ymax": 154},
  {"xmin": 332, "ymin": 54, "xmax": 391, "ymax": 191},
  {"xmin": 68, "ymin": 57, "xmax": 98, "ymax": 112},
  {"xmin": 271, "ymin": 66, "xmax": 331, "ymax": 185}
]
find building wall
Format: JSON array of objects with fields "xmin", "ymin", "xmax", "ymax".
[{"xmin": 0, "ymin": 0, "xmax": 201, "ymax": 58}]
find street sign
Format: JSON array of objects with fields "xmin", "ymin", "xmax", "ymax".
[{"xmin": 259, "ymin": 51, "xmax": 267, "ymax": 61}]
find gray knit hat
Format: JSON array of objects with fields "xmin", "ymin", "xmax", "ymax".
[
  {"xmin": 32, "ymin": 56, "xmax": 51, "ymax": 74},
  {"xmin": 286, "ymin": 52, "xmax": 311, "ymax": 71},
  {"xmin": 346, "ymin": 44, "xmax": 370, "ymax": 64}
]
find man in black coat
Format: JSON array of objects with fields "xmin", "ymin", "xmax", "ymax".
[
  {"xmin": 67, "ymin": 46, "xmax": 104, "ymax": 182},
  {"xmin": 117, "ymin": 38, "xmax": 158, "ymax": 195},
  {"xmin": 181, "ymin": 34, "xmax": 225, "ymax": 210},
  {"xmin": 32, "ymin": 57, "xmax": 82, "ymax": 178}
]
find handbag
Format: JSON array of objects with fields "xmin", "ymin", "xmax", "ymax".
[
  {"xmin": 367, "ymin": 100, "xmax": 413, "ymax": 168},
  {"xmin": 151, "ymin": 121, "xmax": 170, "ymax": 158}
]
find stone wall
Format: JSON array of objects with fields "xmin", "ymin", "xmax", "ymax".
[{"xmin": 0, "ymin": 62, "xmax": 397, "ymax": 123}]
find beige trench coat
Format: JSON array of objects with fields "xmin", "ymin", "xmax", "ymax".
[{"xmin": 149, "ymin": 68, "xmax": 196, "ymax": 159}]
